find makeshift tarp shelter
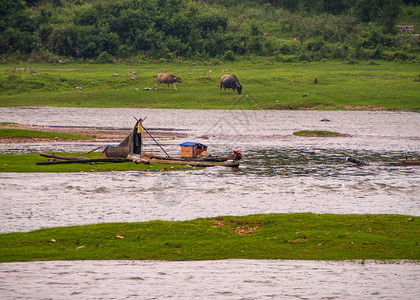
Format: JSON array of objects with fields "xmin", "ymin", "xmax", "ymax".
[
  {"xmin": 180, "ymin": 142, "xmax": 207, "ymax": 158},
  {"xmin": 104, "ymin": 119, "xmax": 143, "ymax": 158}
]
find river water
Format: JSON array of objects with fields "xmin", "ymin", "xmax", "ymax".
[
  {"xmin": 0, "ymin": 107, "xmax": 419, "ymax": 299},
  {"xmin": 1, "ymin": 260, "xmax": 418, "ymax": 300}
]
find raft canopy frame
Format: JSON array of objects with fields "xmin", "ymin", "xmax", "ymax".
[{"xmin": 104, "ymin": 119, "xmax": 143, "ymax": 158}]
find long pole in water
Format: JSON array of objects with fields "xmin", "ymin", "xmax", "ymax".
[{"xmin": 134, "ymin": 117, "xmax": 171, "ymax": 158}]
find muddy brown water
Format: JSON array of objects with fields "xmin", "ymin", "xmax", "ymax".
[{"xmin": 0, "ymin": 107, "xmax": 419, "ymax": 299}]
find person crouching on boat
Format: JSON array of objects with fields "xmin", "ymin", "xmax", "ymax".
[{"xmin": 233, "ymin": 150, "xmax": 242, "ymax": 162}]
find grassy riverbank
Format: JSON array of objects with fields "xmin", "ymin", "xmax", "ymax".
[
  {"xmin": 1, "ymin": 61, "xmax": 419, "ymax": 111},
  {"xmin": 0, "ymin": 122, "xmax": 96, "ymax": 141},
  {"xmin": 0, "ymin": 128, "xmax": 93, "ymax": 140},
  {"xmin": 0, "ymin": 153, "xmax": 195, "ymax": 172},
  {"xmin": 293, "ymin": 130, "xmax": 349, "ymax": 137},
  {"xmin": 0, "ymin": 214, "xmax": 418, "ymax": 262}
]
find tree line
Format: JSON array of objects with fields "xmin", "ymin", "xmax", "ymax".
[{"xmin": 0, "ymin": 0, "xmax": 418, "ymax": 63}]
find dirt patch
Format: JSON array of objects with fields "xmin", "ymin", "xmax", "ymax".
[
  {"xmin": 210, "ymin": 218, "xmax": 225, "ymax": 227},
  {"xmin": 230, "ymin": 219, "xmax": 263, "ymax": 236},
  {"xmin": 210, "ymin": 218, "xmax": 263, "ymax": 236},
  {"xmin": 234, "ymin": 226, "xmax": 260, "ymax": 236}
]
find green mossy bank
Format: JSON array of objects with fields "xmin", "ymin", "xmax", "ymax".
[
  {"xmin": 0, "ymin": 214, "xmax": 418, "ymax": 262},
  {"xmin": 0, "ymin": 153, "xmax": 196, "ymax": 173},
  {"xmin": 0, "ymin": 128, "xmax": 93, "ymax": 140},
  {"xmin": 293, "ymin": 130, "xmax": 349, "ymax": 137}
]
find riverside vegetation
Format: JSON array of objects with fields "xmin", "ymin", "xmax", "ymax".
[
  {"xmin": 0, "ymin": 152, "xmax": 197, "ymax": 172},
  {"xmin": 1, "ymin": 1, "xmax": 419, "ymax": 63},
  {"xmin": 293, "ymin": 130, "xmax": 349, "ymax": 137},
  {"xmin": 0, "ymin": 214, "xmax": 418, "ymax": 262},
  {"xmin": 0, "ymin": 127, "xmax": 93, "ymax": 140}
]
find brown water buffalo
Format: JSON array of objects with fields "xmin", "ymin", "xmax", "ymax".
[
  {"xmin": 154, "ymin": 73, "xmax": 182, "ymax": 90},
  {"xmin": 220, "ymin": 75, "xmax": 243, "ymax": 94}
]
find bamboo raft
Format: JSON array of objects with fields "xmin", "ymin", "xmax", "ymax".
[
  {"xmin": 137, "ymin": 157, "xmax": 240, "ymax": 168},
  {"xmin": 37, "ymin": 153, "xmax": 240, "ymax": 168}
]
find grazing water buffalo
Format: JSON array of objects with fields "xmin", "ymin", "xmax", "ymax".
[
  {"xmin": 154, "ymin": 73, "xmax": 182, "ymax": 90},
  {"xmin": 220, "ymin": 75, "xmax": 243, "ymax": 94}
]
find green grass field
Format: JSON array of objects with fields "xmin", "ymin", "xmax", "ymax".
[
  {"xmin": 1, "ymin": 61, "xmax": 419, "ymax": 111},
  {"xmin": 0, "ymin": 128, "xmax": 93, "ymax": 140},
  {"xmin": 0, "ymin": 214, "xmax": 418, "ymax": 262},
  {"xmin": 0, "ymin": 153, "xmax": 196, "ymax": 172}
]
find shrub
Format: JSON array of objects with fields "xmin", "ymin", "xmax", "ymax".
[
  {"xmin": 96, "ymin": 51, "xmax": 113, "ymax": 63},
  {"xmin": 223, "ymin": 50, "xmax": 235, "ymax": 61},
  {"xmin": 307, "ymin": 39, "xmax": 324, "ymax": 52},
  {"xmin": 1, "ymin": 28, "xmax": 34, "ymax": 54}
]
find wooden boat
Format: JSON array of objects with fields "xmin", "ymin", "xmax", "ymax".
[{"xmin": 346, "ymin": 156, "xmax": 420, "ymax": 166}]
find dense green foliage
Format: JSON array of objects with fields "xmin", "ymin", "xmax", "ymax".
[
  {"xmin": 1, "ymin": 0, "xmax": 418, "ymax": 63},
  {"xmin": 0, "ymin": 213, "xmax": 418, "ymax": 261}
]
